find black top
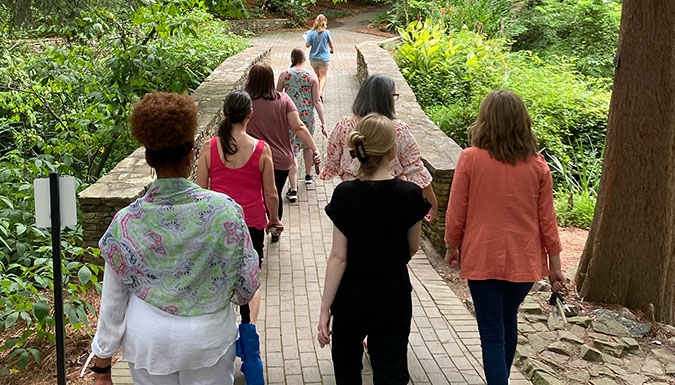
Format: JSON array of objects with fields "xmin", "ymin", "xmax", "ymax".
[{"xmin": 325, "ymin": 178, "xmax": 431, "ymax": 313}]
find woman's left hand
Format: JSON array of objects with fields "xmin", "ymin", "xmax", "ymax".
[
  {"xmin": 317, "ymin": 308, "xmax": 332, "ymax": 348},
  {"xmin": 549, "ymin": 269, "xmax": 566, "ymax": 292},
  {"xmin": 425, "ymin": 207, "xmax": 437, "ymax": 222},
  {"xmin": 321, "ymin": 124, "xmax": 328, "ymax": 138}
]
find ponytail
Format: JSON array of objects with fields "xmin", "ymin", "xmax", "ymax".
[{"xmin": 219, "ymin": 90, "xmax": 253, "ymax": 161}]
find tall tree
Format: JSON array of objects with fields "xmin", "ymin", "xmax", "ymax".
[{"xmin": 576, "ymin": 0, "xmax": 675, "ymax": 324}]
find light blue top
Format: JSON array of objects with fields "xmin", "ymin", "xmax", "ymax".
[{"xmin": 306, "ymin": 29, "xmax": 332, "ymax": 62}]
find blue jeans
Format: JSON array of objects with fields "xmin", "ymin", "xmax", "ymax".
[{"xmin": 468, "ymin": 279, "xmax": 533, "ymax": 385}]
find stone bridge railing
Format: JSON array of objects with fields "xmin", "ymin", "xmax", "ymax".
[
  {"xmin": 78, "ymin": 46, "xmax": 271, "ymax": 248},
  {"xmin": 356, "ymin": 39, "xmax": 463, "ymax": 254}
]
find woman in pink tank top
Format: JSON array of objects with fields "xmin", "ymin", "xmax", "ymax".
[{"xmin": 196, "ymin": 90, "xmax": 282, "ymax": 324}]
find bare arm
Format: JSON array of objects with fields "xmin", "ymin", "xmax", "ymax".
[
  {"xmin": 276, "ymin": 71, "xmax": 286, "ymax": 92},
  {"xmin": 196, "ymin": 140, "xmax": 211, "ymax": 189},
  {"xmin": 311, "ymin": 74, "xmax": 326, "ymax": 127},
  {"xmin": 260, "ymin": 144, "xmax": 281, "ymax": 230},
  {"xmin": 328, "ymin": 41, "xmax": 334, "ymax": 54},
  {"xmin": 408, "ymin": 220, "xmax": 423, "ymax": 256},
  {"xmin": 318, "ymin": 226, "xmax": 347, "ymax": 347},
  {"xmin": 288, "ymin": 110, "xmax": 318, "ymax": 152},
  {"xmin": 422, "ymin": 184, "xmax": 438, "ymax": 221}
]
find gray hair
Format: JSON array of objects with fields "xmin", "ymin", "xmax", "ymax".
[{"xmin": 352, "ymin": 74, "xmax": 396, "ymax": 120}]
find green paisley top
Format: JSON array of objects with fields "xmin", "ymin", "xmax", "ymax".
[{"xmin": 99, "ymin": 178, "xmax": 260, "ymax": 316}]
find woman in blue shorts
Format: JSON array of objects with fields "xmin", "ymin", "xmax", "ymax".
[{"xmin": 305, "ymin": 14, "xmax": 334, "ymax": 97}]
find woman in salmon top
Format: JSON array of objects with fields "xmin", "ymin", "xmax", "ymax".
[
  {"xmin": 445, "ymin": 90, "xmax": 565, "ymax": 385},
  {"xmin": 196, "ymin": 90, "xmax": 282, "ymax": 324}
]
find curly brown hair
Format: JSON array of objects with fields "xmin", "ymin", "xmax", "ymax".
[{"xmin": 130, "ymin": 92, "xmax": 197, "ymax": 151}]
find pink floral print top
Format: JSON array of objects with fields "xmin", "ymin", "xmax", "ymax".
[{"xmin": 319, "ymin": 116, "xmax": 433, "ymax": 188}]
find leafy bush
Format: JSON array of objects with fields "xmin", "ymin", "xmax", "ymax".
[
  {"xmin": 444, "ymin": 0, "xmax": 514, "ymax": 38},
  {"xmin": 204, "ymin": 0, "xmax": 250, "ymax": 19},
  {"xmin": 264, "ymin": 0, "xmax": 309, "ymax": 25},
  {"xmin": 1, "ymin": 258, "xmax": 101, "ymax": 371},
  {"xmin": 549, "ymin": 139, "xmax": 602, "ymax": 227},
  {"xmin": 555, "ymin": 192, "xmax": 596, "ymax": 228},
  {"xmin": 509, "ymin": 0, "xmax": 621, "ymax": 78},
  {"xmin": 396, "ymin": 20, "xmax": 610, "ymax": 164},
  {"xmin": 0, "ymin": 0, "xmax": 249, "ymax": 371}
]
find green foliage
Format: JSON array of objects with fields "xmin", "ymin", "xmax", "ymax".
[
  {"xmin": 509, "ymin": 0, "xmax": 621, "ymax": 78},
  {"xmin": 265, "ymin": 0, "xmax": 310, "ymax": 25},
  {"xmin": 1, "ymin": 257, "xmax": 102, "ymax": 370},
  {"xmin": 321, "ymin": 8, "xmax": 352, "ymax": 21},
  {"xmin": 555, "ymin": 193, "xmax": 596, "ymax": 228},
  {"xmin": 549, "ymin": 138, "xmax": 602, "ymax": 228},
  {"xmin": 1, "ymin": 0, "xmax": 249, "ymax": 371},
  {"xmin": 444, "ymin": 0, "xmax": 514, "ymax": 38},
  {"xmin": 386, "ymin": 0, "xmax": 444, "ymax": 30},
  {"xmin": 396, "ymin": 20, "xmax": 610, "ymax": 164},
  {"xmin": 204, "ymin": 0, "xmax": 249, "ymax": 19}
]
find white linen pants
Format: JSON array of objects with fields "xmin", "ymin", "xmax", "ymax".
[{"xmin": 128, "ymin": 342, "xmax": 237, "ymax": 385}]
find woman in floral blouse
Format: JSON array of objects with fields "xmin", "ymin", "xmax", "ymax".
[
  {"xmin": 87, "ymin": 93, "xmax": 260, "ymax": 385},
  {"xmin": 320, "ymin": 74, "xmax": 438, "ymax": 220},
  {"xmin": 277, "ymin": 48, "xmax": 326, "ymax": 201}
]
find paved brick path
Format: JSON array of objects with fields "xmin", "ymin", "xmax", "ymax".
[{"xmin": 111, "ymin": 9, "xmax": 531, "ymax": 385}]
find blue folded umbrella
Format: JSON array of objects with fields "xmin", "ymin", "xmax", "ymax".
[{"xmin": 237, "ymin": 322, "xmax": 264, "ymax": 385}]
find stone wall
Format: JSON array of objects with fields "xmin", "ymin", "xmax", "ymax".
[
  {"xmin": 225, "ymin": 19, "xmax": 292, "ymax": 34},
  {"xmin": 356, "ymin": 39, "xmax": 463, "ymax": 253},
  {"xmin": 78, "ymin": 46, "xmax": 271, "ymax": 248}
]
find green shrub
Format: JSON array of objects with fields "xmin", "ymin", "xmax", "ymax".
[
  {"xmin": 509, "ymin": 0, "xmax": 621, "ymax": 78},
  {"xmin": 0, "ymin": 1, "xmax": 249, "ymax": 371},
  {"xmin": 395, "ymin": 20, "xmax": 610, "ymax": 163},
  {"xmin": 204, "ymin": 0, "xmax": 249, "ymax": 19},
  {"xmin": 554, "ymin": 192, "xmax": 596, "ymax": 228},
  {"xmin": 445, "ymin": 0, "xmax": 514, "ymax": 38}
]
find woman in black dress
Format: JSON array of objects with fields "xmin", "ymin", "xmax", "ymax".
[{"xmin": 317, "ymin": 113, "xmax": 431, "ymax": 385}]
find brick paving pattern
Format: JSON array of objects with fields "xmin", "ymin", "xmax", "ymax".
[{"xmin": 111, "ymin": 9, "xmax": 531, "ymax": 385}]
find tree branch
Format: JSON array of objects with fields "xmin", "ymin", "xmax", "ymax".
[
  {"xmin": 141, "ymin": 26, "xmax": 156, "ymax": 46},
  {"xmin": 1, "ymin": 84, "xmax": 69, "ymax": 131}
]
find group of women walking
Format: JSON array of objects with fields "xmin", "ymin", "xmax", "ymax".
[{"xmin": 88, "ymin": 13, "xmax": 565, "ymax": 385}]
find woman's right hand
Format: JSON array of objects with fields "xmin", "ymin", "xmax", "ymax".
[
  {"xmin": 445, "ymin": 247, "xmax": 459, "ymax": 267},
  {"xmin": 266, "ymin": 220, "xmax": 284, "ymax": 235},
  {"xmin": 317, "ymin": 307, "xmax": 332, "ymax": 348}
]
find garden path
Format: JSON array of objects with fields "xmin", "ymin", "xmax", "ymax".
[{"xmin": 111, "ymin": 8, "xmax": 531, "ymax": 385}]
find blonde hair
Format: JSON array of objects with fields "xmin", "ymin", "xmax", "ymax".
[
  {"xmin": 312, "ymin": 14, "xmax": 327, "ymax": 33},
  {"xmin": 346, "ymin": 113, "xmax": 396, "ymax": 179},
  {"xmin": 470, "ymin": 90, "xmax": 538, "ymax": 165}
]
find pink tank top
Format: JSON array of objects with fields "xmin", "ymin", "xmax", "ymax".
[{"xmin": 209, "ymin": 137, "xmax": 267, "ymax": 230}]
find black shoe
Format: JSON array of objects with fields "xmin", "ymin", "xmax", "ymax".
[
  {"xmin": 304, "ymin": 175, "xmax": 314, "ymax": 185},
  {"xmin": 286, "ymin": 189, "xmax": 297, "ymax": 202},
  {"xmin": 271, "ymin": 234, "xmax": 280, "ymax": 243}
]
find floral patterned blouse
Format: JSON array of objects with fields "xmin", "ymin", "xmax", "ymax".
[
  {"xmin": 99, "ymin": 178, "xmax": 260, "ymax": 317},
  {"xmin": 281, "ymin": 68, "xmax": 316, "ymax": 156},
  {"xmin": 319, "ymin": 116, "xmax": 433, "ymax": 188}
]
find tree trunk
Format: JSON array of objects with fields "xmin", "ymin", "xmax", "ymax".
[{"xmin": 576, "ymin": 0, "xmax": 675, "ymax": 324}]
